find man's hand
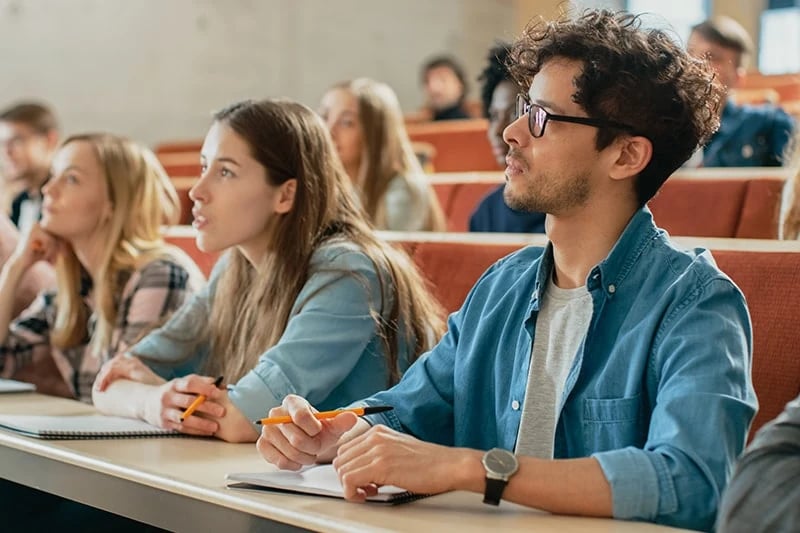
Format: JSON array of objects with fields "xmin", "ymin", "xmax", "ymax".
[
  {"xmin": 332, "ymin": 424, "xmax": 483, "ymax": 501},
  {"xmin": 257, "ymin": 394, "xmax": 367, "ymax": 470}
]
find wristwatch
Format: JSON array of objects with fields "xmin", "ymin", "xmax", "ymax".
[{"xmin": 481, "ymin": 447, "xmax": 519, "ymax": 505}]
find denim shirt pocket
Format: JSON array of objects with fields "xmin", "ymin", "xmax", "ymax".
[{"xmin": 583, "ymin": 394, "xmax": 646, "ymax": 452}]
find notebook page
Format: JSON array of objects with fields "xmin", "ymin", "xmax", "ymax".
[
  {"xmin": 227, "ymin": 464, "xmax": 409, "ymax": 501},
  {"xmin": 0, "ymin": 414, "xmax": 177, "ymax": 438},
  {"xmin": 0, "ymin": 379, "xmax": 36, "ymax": 394}
]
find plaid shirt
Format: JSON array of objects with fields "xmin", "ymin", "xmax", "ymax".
[{"xmin": 0, "ymin": 255, "xmax": 203, "ymax": 401}]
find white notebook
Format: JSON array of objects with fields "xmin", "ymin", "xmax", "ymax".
[
  {"xmin": 0, "ymin": 378, "xmax": 36, "ymax": 394},
  {"xmin": 227, "ymin": 464, "xmax": 424, "ymax": 504},
  {"xmin": 0, "ymin": 414, "xmax": 180, "ymax": 440}
]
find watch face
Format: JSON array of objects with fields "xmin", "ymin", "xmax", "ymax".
[{"xmin": 483, "ymin": 448, "xmax": 518, "ymax": 476}]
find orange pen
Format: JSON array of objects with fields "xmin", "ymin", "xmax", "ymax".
[
  {"xmin": 179, "ymin": 376, "xmax": 224, "ymax": 422},
  {"xmin": 254, "ymin": 405, "xmax": 393, "ymax": 425}
]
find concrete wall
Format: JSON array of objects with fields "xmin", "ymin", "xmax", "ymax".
[{"xmin": 0, "ymin": 0, "xmax": 515, "ymax": 146}]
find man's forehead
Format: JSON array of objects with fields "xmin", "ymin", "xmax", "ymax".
[{"xmin": 527, "ymin": 60, "xmax": 581, "ymax": 108}]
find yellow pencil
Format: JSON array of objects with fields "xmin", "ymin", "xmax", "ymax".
[
  {"xmin": 254, "ymin": 405, "xmax": 393, "ymax": 425},
  {"xmin": 179, "ymin": 376, "xmax": 224, "ymax": 422}
]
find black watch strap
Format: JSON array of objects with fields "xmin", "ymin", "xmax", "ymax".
[{"xmin": 483, "ymin": 477, "xmax": 508, "ymax": 505}]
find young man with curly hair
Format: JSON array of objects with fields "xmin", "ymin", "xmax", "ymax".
[{"xmin": 256, "ymin": 11, "xmax": 756, "ymax": 531}]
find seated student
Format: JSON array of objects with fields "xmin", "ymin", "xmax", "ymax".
[
  {"xmin": 687, "ymin": 17, "xmax": 796, "ymax": 167},
  {"xmin": 0, "ymin": 102, "xmax": 60, "ymax": 235},
  {"xmin": 469, "ymin": 43, "xmax": 546, "ymax": 233},
  {"xmin": 716, "ymin": 393, "xmax": 800, "ymax": 533},
  {"xmin": 421, "ymin": 55, "xmax": 471, "ymax": 121},
  {"xmin": 256, "ymin": 11, "xmax": 756, "ymax": 531},
  {"xmin": 92, "ymin": 99, "xmax": 446, "ymax": 443},
  {"xmin": 319, "ymin": 78, "xmax": 446, "ymax": 231},
  {"xmin": 0, "ymin": 133, "xmax": 202, "ymax": 399}
]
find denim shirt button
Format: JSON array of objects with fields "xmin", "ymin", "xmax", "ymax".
[
  {"xmin": 511, "ymin": 400, "xmax": 520, "ymax": 410},
  {"xmin": 608, "ymin": 284, "xmax": 616, "ymax": 294}
]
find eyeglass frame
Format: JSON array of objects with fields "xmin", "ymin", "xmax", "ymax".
[{"xmin": 515, "ymin": 94, "xmax": 636, "ymax": 138}]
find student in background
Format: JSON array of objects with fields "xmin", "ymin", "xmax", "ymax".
[
  {"xmin": 92, "ymin": 99, "xmax": 446, "ymax": 443},
  {"xmin": 469, "ymin": 42, "xmax": 546, "ymax": 233},
  {"xmin": 0, "ymin": 133, "xmax": 202, "ymax": 399},
  {"xmin": 716, "ymin": 392, "xmax": 800, "ymax": 532},
  {"xmin": 687, "ymin": 17, "xmax": 795, "ymax": 167},
  {"xmin": 319, "ymin": 78, "xmax": 446, "ymax": 231},
  {"xmin": 257, "ymin": 11, "xmax": 755, "ymax": 531},
  {"xmin": 421, "ymin": 55, "xmax": 471, "ymax": 121},
  {"xmin": 0, "ymin": 102, "xmax": 60, "ymax": 235}
]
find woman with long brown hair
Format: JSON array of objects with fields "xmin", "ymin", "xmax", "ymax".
[
  {"xmin": 779, "ymin": 137, "xmax": 800, "ymax": 239},
  {"xmin": 0, "ymin": 133, "xmax": 203, "ymax": 399},
  {"xmin": 319, "ymin": 78, "xmax": 446, "ymax": 231},
  {"xmin": 93, "ymin": 99, "xmax": 446, "ymax": 443}
]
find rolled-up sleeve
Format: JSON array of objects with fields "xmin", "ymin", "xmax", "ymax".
[{"xmin": 594, "ymin": 278, "xmax": 756, "ymax": 531}]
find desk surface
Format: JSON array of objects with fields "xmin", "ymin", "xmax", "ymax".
[{"xmin": 0, "ymin": 393, "xmax": 691, "ymax": 532}]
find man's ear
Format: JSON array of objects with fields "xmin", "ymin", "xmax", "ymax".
[
  {"xmin": 274, "ymin": 179, "xmax": 297, "ymax": 214},
  {"xmin": 608, "ymin": 136, "xmax": 653, "ymax": 182},
  {"xmin": 735, "ymin": 66, "xmax": 746, "ymax": 88}
]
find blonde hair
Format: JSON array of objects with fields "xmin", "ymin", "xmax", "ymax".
[
  {"xmin": 52, "ymin": 134, "xmax": 182, "ymax": 355},
  {"xmin": 331, "ymin": 78, "xmax": 446, "ymax": 231},
  {"xmin": 203, "ymin": 99, "xmax": 446, "ymax": 384}
]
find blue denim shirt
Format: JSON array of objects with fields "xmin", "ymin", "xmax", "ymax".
[
  {"xmin": 363, "ymin": 208, "xmax": 756, "ymax": 531},
  {"xmin": 131, "ymin": 240, "xmax": 411, "ymax": 423}
]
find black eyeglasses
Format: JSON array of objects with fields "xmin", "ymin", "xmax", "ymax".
[{"xmin": 515, "ymin": 94, "xmax": 636, "ymax": 138}]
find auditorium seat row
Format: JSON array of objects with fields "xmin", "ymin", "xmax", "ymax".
[{"xmin": 430, "ymin": 168, "xmax": 789, "ymax": 238}]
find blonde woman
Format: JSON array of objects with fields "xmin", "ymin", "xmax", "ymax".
[
  {"xmin": 92, "ymin": 99, "xmax": 446, "ymax": 443},
  {"xmin": 0, "ymin": 134, "xmax": 204, "ymax": 399},
  {"xmin": 319, "ymin": 78, "xmax": 446, "ymax": 231}
]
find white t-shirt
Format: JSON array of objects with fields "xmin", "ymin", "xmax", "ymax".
[{"xmin": 515, "ymin": 274, "xmax": 593, "ymax": 458}]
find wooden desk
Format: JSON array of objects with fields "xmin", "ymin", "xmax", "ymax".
[{"xmin": 0, "ymin": 395, "xmax": 692, "ymax": 532}]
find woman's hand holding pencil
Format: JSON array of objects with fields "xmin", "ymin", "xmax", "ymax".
[
  {"xmin": 181, "ymin": 376, "xmax": 224, "ymax": 421},
  {"xmin": 141, "ymin": 374, "xmax": 227, "ymax": 436}
]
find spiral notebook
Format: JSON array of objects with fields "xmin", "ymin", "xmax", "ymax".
[
  {"xmin": 0, "ymin": 414, "xmax": 180, "ymax": 440},
  {"xmin": 226, "ymin": 464, "xmax": 425, "ymax": 504},
  {"xmin": 0, "ymin": 378, "xmax": 36, "ymax": 394}
]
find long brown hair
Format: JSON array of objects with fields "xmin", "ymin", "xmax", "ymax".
[
  {"xmin": 52, "ymin": 134, "xmax": 185, "ymax": 354},
  {"xmin": 205, "ymin": 99, "xmax": 445, "ymax": 384},
  {"xmin": 780, "ymin": 138, "xmax": 800, "ymax": 240},
  {"xmin": 331, "ymin": 79, "xmax": 446, "ymax": 231}
]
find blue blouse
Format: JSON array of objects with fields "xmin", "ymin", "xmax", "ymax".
[{"xmin": 131, "ymin": 240, "xmax": 412, "ymax": 423}]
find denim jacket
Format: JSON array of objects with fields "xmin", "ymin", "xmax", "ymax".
[
  {"xmin": 363, "ymin": 208, "xmax": 756, "ymax": 531},
  {"xmin": 703, "ymin": 100, "xmax": 795, "ymax": 167},
  {"xmin": 131, "ymin": 240, "xmax": 410, "ymax": 423}
]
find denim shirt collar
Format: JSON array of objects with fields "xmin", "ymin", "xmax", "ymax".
[{"xmin": 531, "ymin": 206, "xmax": 659, "ymax": 305}]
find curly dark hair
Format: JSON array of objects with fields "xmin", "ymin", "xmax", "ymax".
[
  {"xmin": 508, "ymin": 10, "xmax": 724, "ymax": 205},
  {"xmin": 478, "ymin": 42, "xmax": 512, "ymax": 118}
]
